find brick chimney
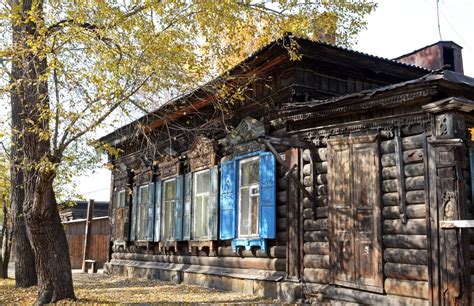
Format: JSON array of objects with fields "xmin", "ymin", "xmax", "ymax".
[{"xmin": 395, "ymin": 41, "xmax": 463, "ymax": 74}]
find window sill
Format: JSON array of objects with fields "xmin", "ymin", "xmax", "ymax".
[{"xmin": 232, "ymin": 238, "xmax": 267, "ymax": 253}]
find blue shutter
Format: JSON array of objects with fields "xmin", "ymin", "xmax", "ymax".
[
  {"xmin": 209, "ymin": 166, "xmax": 219, "ymax": 240},
  {"xmin": 259, "ymin": 151, "xmax": 276, "ymax": 239},
  {"xmin": 183, "ymin": 173, "xmax": 192, "ymax": 240},
  {"xmin": 173, "ymin": 175, "xmax": 184, "ymax": 240},
  {"xmin": 153, "ymin": 179, "xmax": 162, "ymax": 242},
  {"xmin": 220, "ymin": 160, "xmax": 237, "ymax": 240},
  {"xmin": 130, "ymin": 185, "xmax": 138, "ymax": 241},
  {"xmin": 146, "ymin": 182, "xmax": 155, "ymax": 241}
]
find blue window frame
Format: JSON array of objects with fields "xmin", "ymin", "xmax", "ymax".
[{"xmin": 219, "ymin": 151, "xmax": 276, "ymax": 252}]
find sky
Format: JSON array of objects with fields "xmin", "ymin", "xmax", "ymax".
[{"xmin": 75, "ymin": 0, "xmax": 474, "ymax": 201}]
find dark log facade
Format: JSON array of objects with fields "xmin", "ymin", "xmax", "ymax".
[{"xmin": 101, "ymin": 37, "xmax": 474, "ymax": 304}]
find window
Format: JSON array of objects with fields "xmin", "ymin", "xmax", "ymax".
[
  {"xmin": 219, "ymin": 151, "xmax": 276, "ymax": 252},
  {"xmin": 117, "ymin": 190, "xmax": 126, "ymax": 208},
  {"xmin": 193, "ymin": 170, "xmax": 211, "ymax": 239},
  {"xmin": 136, "ymin": 185, "xmax": 149, "ymax": 240},
  {"xmin": 238, "ymin": 157, "xmax": 260, "ymax": 238},
  {"xmin": 162, "ymin": 179, "xmax": 176, "ymax": 241}
]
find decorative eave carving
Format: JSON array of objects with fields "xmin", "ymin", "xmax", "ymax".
[
  {"xmin": 159, "ymin": 154, "xmax": 180, "ymax": 179},
  {"xmin": 422, "ymin": 97, "xmax": 474, "ymax": 114},
  {"xmin": 227, "ymin": 117, "xmax": 266, "ymax": 146},
  {"xmin": 188, "ymin": 136, "xmax": 216, "ymax": 172}
]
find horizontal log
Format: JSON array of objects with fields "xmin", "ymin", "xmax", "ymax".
[
  {"xmin": 316, "ymin": 185, "xmax": 327, "ymax": 196},
  {"xmin": 277, "ymin": 218, "xmax": 286, "ymax": 231},
  {"xmin": 384, "ymin": 219, "xmax": 426, "ymax": 235},
  {"xmin": 277, "ymin": 177, "xmax": 287, "ymax": 190},
  {"xmin": 314, "ymin": 148, "xmax": 327, "ymax": 162},
  {"xmin": 304, "ymin": 254, "xmax": 330, "ymax": 269},
  {"xmin": 217, "ymin": 246, "xmax": 286, "ymax": 258},
  {"xmin": 304, "ymin": 231, "xmax": 329, "ymax": 242},
  {"xmin": 383, "ymin": 235, "xmax": 427, "ymax": 249},
  {"xmin": 382, "ymin": 204, "xmax": 426, "ymax": 219},
  {"xmin": 112, "ymin": 252, "xmax": 285, "ymax": 271},
  {"xmin": 303, "ymin": 268, "xmax": 329, "ymax": 283},
  {"xmin": 304, "ymin": 219, "xmax": 328, "ymax": 231},
  {"xmin": 381, "ymin": 149, "xmax": 424, "ymax": 167},
  {"xmin": 303, "ymin": 207, "xmax": 328, "ymax": 220},
  {"xmin": 383, "ymin": 191, "xmax": 425, "ymax": 206},
  {"xmin": 383, "ymin": 248, "xmax": 428, "ymax": 265},
  {"xmin": 303, "ymin": 162, "xmax": 327, "ymax": 176},
  {"xmin": 303, "ymin": 242, "xmax": 329, "ymax": 255},
  {"xmin": 277, "ymin": 191, "xmax": 286, "ymax": 204},
  {"xmin": 303, "ymin": 196, "xmax": 327, "ymax": 208},
  {"xmin": 277, "ymin": 205, "xmax": 286, "ymax": 218},
  {"xmin": 316, "ymin": 174, "xmax": 327, "ymax": 185},
  {"xmin": 277, "ymin": 231, "xmax": 286, "ymax": 243},
  {"xmin": 384, "ymin": 263, "xmax": 428, "ymax": 281},
  {"xmin": 384, "ymin": 278, "xmax": 429, "ymax": 299},
  {"xmin": 381, "ymin": 134, "xmax": 424, "ymax": 154},
  {"xmin": 382, "ymin": 177, "xmax": 425, "ymax": 193},
  {"xmin": 303, "ymin": 176, "xmax": 312, "ymax": 187},
  {"xmin": 401, "ymin": 125, "xmax": 425, "ymax": 136},
  {"xmin": 382, "ymin": 164, "xmax": 425, "ymax": 180},
  {"xmin": 302, "ymin": 149, "xmax": 311, "ymax": 162}
]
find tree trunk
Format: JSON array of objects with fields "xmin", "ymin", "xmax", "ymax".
[
  {"xmin": 9, "ymin": 0, "xmax": 37, "ymax": 286},
  {"xmin": 25, "ymin": 179, "xmax": 75, "ymax": 303},
  {"xmin": 0, "ymin": 201, "xmax": 12, "ymax": 278},
  {"xmin": 11, "ymin": 0, "xmax": 75, "ymax": 302}
]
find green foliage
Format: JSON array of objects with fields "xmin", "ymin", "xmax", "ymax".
[{"xmin": 0, "ymin": 153, "xmax": 9, "ymax": 220}]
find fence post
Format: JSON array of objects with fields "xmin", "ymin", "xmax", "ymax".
[{"xmin": 81, "ymin": 199, "xmax": 95, "ymax": 272}]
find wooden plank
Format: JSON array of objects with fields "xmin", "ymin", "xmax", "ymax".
[
  {"xmin": 440, "ymin": 220, "xmax": 474, "ymax": 229},
  {"xmin": 82, "ymin": 199, "xmax": 94, "ymax": 272}
]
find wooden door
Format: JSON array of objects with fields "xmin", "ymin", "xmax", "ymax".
[{"xmin": 328, "ymin": 135, "xmax": 382, "ymax": 292}]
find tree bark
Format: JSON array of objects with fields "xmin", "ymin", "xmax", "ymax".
[
  {"xmin": 11, "ymin": 0, "xmax": 75, "ymax": 302},
  {"xmin": 9, "ymin": 0, "xmax": 38, "ymax": 287},
  {"xmin": 0, "ymin": 200, "xmax": 12, "ymax": 278}
]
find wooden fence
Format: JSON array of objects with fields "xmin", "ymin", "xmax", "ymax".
[{"xmin": 63, "ymin": 216, "xmax": 110, "ymax": 269}]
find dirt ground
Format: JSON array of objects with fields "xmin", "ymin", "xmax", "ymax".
[{"xmin": 0, "ymin": 273, "xmax": 272, "ymax": 304}]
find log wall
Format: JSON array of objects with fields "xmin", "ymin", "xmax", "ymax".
[
  {"xmin": 380, "ymin": 126, "xmax": 429, "ymax": 300},
  {"xmin": 302, "ymin": 146, "xmax": 329, "ymax": 283}
]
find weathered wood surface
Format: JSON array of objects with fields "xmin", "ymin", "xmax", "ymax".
[
  {"xmin": 381, "ymin": 149, "xmax": 424, "ymax": 166},
  {"xmin": 303, "ymin": 148, "xmax": 327, "ymax": 162},
  {"xmin": 303, "ymin": 268, "xmax": 329, "ymax": 283},
  {"xmin": 112, "ymin": 252, "xmax": 286, "ymax": 271},
  {"xmin": 383, "ymin": 191, "xmax": 425, "ymax": 206},
  {"xmin": 304, "ymin": 231, "xmax": 329, "ymax": 242},
  {"xmin": 382, "ymin": 164, "xmax": 425, "ymax": 179},
  {"xmin": 383, "ymin": 235, "xmax": 427, "ymax": 249},
  {"xmin": 303, "ymin": 254, "xmax": 329, "ymax": 269},
  {"xmin": 217, "ymin": 246, "xmax": 286, "ymax": 258},
  {"xmin": 384, "ymin": 278, "xmax": 429, "ymax": 299},
  {"xmin": 383, "ymin": 248, "xmax": 428, "ymax": 265},
  {"xmin": 304, "ymin": 219, "xmax": 328, "ymax": 231},
  {"xmin": 383, "ymin": 219, "xmax": 427, "ymax": 235},
  {"xmin": 303, "ymin": 196, "xmax": 327, "ymax": 208},
  {"xmin": 303, "ymin": 162, "xmax": 327, "ymax": 176},
  {"xmin": 303, "ymin": 242, "xmax": 329, "ymax": 255},
  {"xmin": 384, "ymin": 263, "xmax": 429, "ymax": 281},
  {"xmin": 382, "ymin": 204, "xmax": 426, "ymax": 219},
  {"xmin": 303, "ymin": 207, "xmax": 328, "ymax": 219},
  {"xmin": 382, "ymin": 176, "xmax": 424, "ymax": 193},
  {"xmin": 381, "ymin": 134, "xmax": 424, "ymax": 154}
]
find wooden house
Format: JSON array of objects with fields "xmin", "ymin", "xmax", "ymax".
[{"xmin": 101, "ymin": 36, "xmax": 474, "ymax": 305}]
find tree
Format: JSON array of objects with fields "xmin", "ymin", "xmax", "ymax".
[
  {"xmin": 0, "ymin": 152, "xmax": 13, "ymax": 279},
  {"xmin": 0, "ymin": 0, "xmax": 376, "ymax": 303}
]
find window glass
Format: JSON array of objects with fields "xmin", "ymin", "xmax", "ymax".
[
  {"xmin": 136, "ymin": 185, "xmax": 149, "ymax": 240},
  {"xmin": 193, "ymin": 170, "xmax": 211, "ymax": 240},
  {"xmin": 238, "ymin": 157, "xmax": 260, "ymax": 238},
  {"xmin": 162, "ymin": 179, "xmax": 176, "ymax": 240}
]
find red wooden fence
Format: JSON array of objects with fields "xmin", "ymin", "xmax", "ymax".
[{"xmin": 63, "ymin": 216, "xmax": 110, "ymax": 269}]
